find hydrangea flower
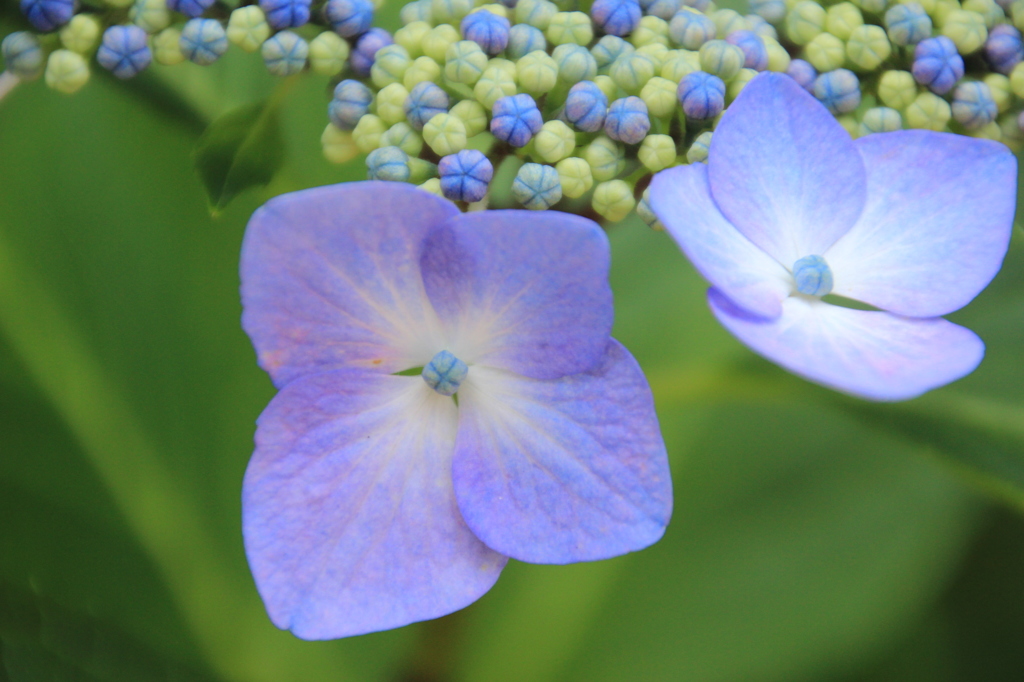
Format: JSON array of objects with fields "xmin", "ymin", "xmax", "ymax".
[
  {"xmin": 649, "ymin": 73, "xmax": 1016, "ymax": 401},
  {"xmin": 240, "ymin": 182, "xmax": 672, "ymax": 638}
]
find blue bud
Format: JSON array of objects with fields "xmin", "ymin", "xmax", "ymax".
[
  {"xmin": 565, "ymin": 80, "xmax": 609, "ymax": 132},
  {"xmin": 745, "ymin": 14, "xmax": 778, "ymax": 40},
  {"xmin": 749, "ymin": 0, "xmax": 785, "ymax": 24},
  {"xmin": 985, "ymin": 25, "xmax": 1024, "ymax": 74},
  {"xmin": 180, "ymin": 18, "xmax": 228, "ymax": 66},
  {"xmin": 367, "ymin": 146, "xmax": 412, "ymax": 181},
  {"xmin": 2, "ymin": 32, "xmax": 43, "ymax": 79},
  {"xmin": 405, "ymin": 81, "xmax": 449, "ymax": 130},
  {"xmin": 726, "ymin": 29, "xmax": 768, "ymax": 71},
  {"xmin": 591, "ymin": 0, "xmax": 641, "ymax": 37},
  {"xmin": 677, "ymin": 71, "xmax": 725, "ymax": 120},
  {"xmin": 513, "ymin": 163, "xmax": 562, "ymax": 210},
  {"xmin": 792, "ymin": 255, "xmax": 833, "ymax": 296},
  {"xmin": 97, "ymin": 25, "xmax": 152, "ymax": 79},
  {"xmin": 490, "ymin": 93, "xmax": 544, "ymax": 146},
  {"xmin": 591, "ymin": 35, "xmax": 634, "ymax": 69},
  {"xmin": 461, "ymin": 10, "xmax": 511, "ymax": 55},
  {"xmin": 329, "ymin": 80, "xmax": 374, "ymax": 129},
  {"xmin": 952, "ymin": 81, "xmax": 998, "ymax": 129},
  {"xmin": 259, "ymin": 0, "xmax": 311, "ymax": 30},
  {"xmin": 262, "ymin": 31, "xmax": 308, "ymax": 76},
  {"xmin": 669, "ymin": 10, "xmax": 716, "ymax": 50},
  {"xmin": 812, "ymin": 68, "xmax": 860, "ymax": 114},
  {"xmin": 681, "ymin": 0, "xmax": 710, "ymax": 10},
  {"xmin": 646, "ymin": 0, "xmax": 682, "ymax": 20},
  {"xmin": 884, "ymin": 2, "xmax": 931, "ymax": 47},
  {"xmin": 507, "ymin": 24, "xmax": 547, "ymax": 59},
  {"xmin": 166, "ymin": 0, "xmax": 215, "ymax": 18},
  {"xmin": 786, "ymin": 58, "xmax": 816, "ymax": 91},
  {"xmin": 422, "ymin": 350, "xmax": 469, "ymax": 396},
  {"xmin": 439, "ymin": 149, "xmax": 494, "ymax": 202},
  {"xmin": 19, "ymin": 0, "xmax": 73, "ymax": 32},
  {"xmin": 350, "ymin": 27, "xmax": 393, "ymax": 76},
  {"xmin": 324, "ymin": 0, "xmax": 373, "ymax": 37},
  {"xmin": 912, "ymin": 36, "xmax": 964, "ymax": 95},
  {"xmin": 604, "ymin": 96, "xmax": 650, "ymax": 143}
]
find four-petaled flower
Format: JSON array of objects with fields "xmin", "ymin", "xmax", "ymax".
[
  {"xmin": 240, "ymin": 182, "xmax": 673, "ymax": 639},
  {"xmin": 650, "ymin": 72, "xmax": 1016, "ymax": 401}
]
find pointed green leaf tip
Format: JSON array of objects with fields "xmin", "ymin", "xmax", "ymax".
[{"xmin": 193, "ymin": 89, "xmax": 287, "ymax": 214}]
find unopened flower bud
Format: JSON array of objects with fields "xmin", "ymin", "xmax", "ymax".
[
  {"xmin": 805, "ymin": 32, "xmax": 846, "ymax": 72},
  {"xmin": 859, "ymin": 106, "xmax": 903, "ymax": 134},
  {"xmin": 439, "ymin": 149, "xmax": 493, "ymax": 201},
  {"xmin": 592, "ymin": 180, "xmax": 635, "ymax": 222},
  {"xmin": 2, "ymin": 32, "xmax": 43, "ymax": 80},
  {"xmin": 228, "ymin": 6, "xmax": 271, "ymax": 53},
  {"xmin": 555, "ymin": 157, "xmax": 594, "ymax": 198},
  {"xmin": 638, "ymin": 133, "xmax": 676, "ymax": 171},
  {"xmin": 813, "ymin": 68, "xmax": 861, "ymax": 114},
  {"xmin": 98, "ymin": 25, "xmax": 152, "ymax": 78},
  {"xmin": 321, "ymin": 124, "xmax": 360, "ymax": 163},
  {"xmin": 513, "ymin": 163, "xmax": 562, "ymax": 209},
  {"xmin": 905, "ymin": 91, "xmax": 952, "ymax": 130}
]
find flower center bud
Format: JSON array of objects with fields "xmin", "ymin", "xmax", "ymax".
[
  {"xmin": 422, "ymin": 350, "xmax": 469, "ymax": 396},
  {"xmin": 792, "ymin": 255, "xmax": 834, "ymax": 296}
]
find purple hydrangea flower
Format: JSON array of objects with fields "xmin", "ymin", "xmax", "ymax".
[
  {"xmin": 239, "ymin": 182, "xmax": 672, "ymax": 639},
  {"xmin": 649, "ymin": 73, "xmax": 1016, "ymax": 401}
]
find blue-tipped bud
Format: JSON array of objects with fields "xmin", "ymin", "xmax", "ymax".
[
  {"xmin": 786, "ymin": 58, "xmax": 816, "ymax": 91},
  {"xmin": 324, "ymin": 0, "xmax": 374, "ymax": 37},
  {"xmin": 19, "ymin": 0, "xmax": 74, "ymax": 32},
  {"xmin": 591, "ymin": 35, "xmax": 634, "ymax": 69},
  {"xmin": 859, "ymin": 106, "xmax": 903, "ymax": 134},
  {"xmin": 461, "ymin": 10, "xmax": 511, "ymax": 54},
  {"xmin": 749, "ymin": 0, "xmax": 786, "ymax": 24},
  {"xmin": 884, "ymin": 2, "xmax": 931, "ymax": 46},
  {"xmin": 262, "ymin": 31, "xmax": 308, "ymax": 77},
  {"xmin": 985, "ymin": 24, "xmax": 1024, "ymax": 74},
  {"xmin": 2, "ymin": 32, "xmax": 43, "ymax": 79},
  {"xmin": 813, "ymin": 68, "xmax": 861, "ymax": 114},
  {"xmin": 422, "ymin": 350, "xmax": 469, "ymax": 396},
  {"xmin": 746, "ymin": 14, "xmax": 778, "ymax": 40},
  {"xmin": 565, "ymin": 80, "xmax": 609, "ymax": 131},
  {"xmin": 604, "ymin": 96, "xmax": 651, "ymax": 143},
  {"xmin": 553, "ymin": 43, "xmax": 598, "ymax": 83},
  {"xmin": 367, "ymin": 146, "xmax": 412, "ymax": 181},
  {"xmin": 439, "ymin": 149, "xmax": 494, "ymax": 202},
  {"xmin": 792, "ymin": 255, "xmax": 833, "ymax": 296},
  {"xmin": 97, "ymin": 25, "xmax": 152, "ymax": 79},
  {"xmin": 512, "ymin": 163, "xmax": 562, "ymax": 209},
  {"xmin": 180, "ymin": 18, "xmax": 228, "ymax": 66},
  {"xmin": 166, "ymin": 0, "xmax": 214, "ymax": 18},
  {"xmin": 351, "ymin": 27, "xmax": 393, "ymax": 76},
  {"xmin": 952, "ymin": 80, "xmax": 998, "ymax": 128},
  {"xmin": 647, "ymin": 0, "xmax": 682, "ymax": 20},
  {"xmin": 507, "ymin": 24, "xmax": 547, "ymax": 59},
  {"xmin": 259, "ymin": 0, "xmax": 311, "ymax": 29},
  {"xmin": 591, "ymin": 0, "xmax": 642, "ymax": 36},
  {"xmin": 687, "ymin": 130, "xmax": 712, "ymax": 162},
  {"xmin": 329, "ymin": 79, "xmax": 374, "ymax": 129},
  {"xmin": 490, "ymin": 93, "xmax": 544, "ymax": 146},
  {"xmin": 669, "ymin": 10, "xmax": 716, "ymax": 50},
  {"xmin": 726, "ymin": 29, "xmax": 769, "ymax": 71},
  {"xmin": 405, "ymin": 81, "xmax": 450, "ymax": 130},
  {"xmin": 912, "ymin": 36, "xmax": 964, "ymax": 94},
  {"xmin": 677, "ymin": 70, "xmax": 725, "ymax": 120}
]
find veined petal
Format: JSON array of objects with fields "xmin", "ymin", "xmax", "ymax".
[
  {"xmin": 240, "ymin": 182, "xmax": 459, "ymax": 387},
  {"xmin": 242, "ymin": 369, "xmax": 506, "ymax": 640},
  {"xmin": 419, "ymin": 210, "xmax": 613, "ymax": 380},
  {"xmin": 451, "ymin": 340, "xmax": 672, "ymax": 563},
  {"xmin": 826, "ymin": 131, "xmax": 1016, "ymax": 317},
  {"xmin": 650, "ymin": 163, "xmax": 792, "ymax": 319},
  {"xmin": 708, "ymin": 72, "xmax": 867, "ymax": 266},
  {"xmin": 708, "ymin": 288, "xmax": 984, "ymax": 401}
]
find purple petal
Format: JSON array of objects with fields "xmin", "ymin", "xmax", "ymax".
[
  {"xmin": 650, "ymin": 163, "xmax": 792, "ymax": 319},
  {"xmin": 451, "ymin": 340, "xmax": 672, "ymax": 563},
  {"xmin": 708, "ymin": 288, "xmax": 984, "ymax": 401},
  {"xmin": 707, "ymin": 72, "xmax": 868, "ymax": 266},
  {"xmin": 419, "ymin": 210, "xmax": 613, "ymax": 380},
  {"xmin": 240, "ymin": 182, "xmax": 460, "ymax": 387},
  {"xmin": 242, "ymin": 369, "xmax": 506, "ymax": 639},
  {"xmin": 825, "ymin": 131, "xmax": 1016, "ymax": 317}
]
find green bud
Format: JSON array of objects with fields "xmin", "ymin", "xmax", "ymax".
[
  {"xmin": 970, "ymin": 120, "xmax": 1002, "ymax": 140},
  {"xmin": 837, "ymin": 114, "xmax": 859, "ymax": 137},
  {"xmin": 583, "ymin": 135, "xmax": 625, "ymax": 181},
  {"xmin": 400, "ymin": 0, "xmax": 433, "ymax": 25},
  {"xmin": 418, "ymin": 178, "xmax": 445, "ymax": 197},
  {"xmin": 44, "ymin": 49, "xmax": 88, "ymax": 94},
  {"xmin": 686, "ymin": 131, "xmax": 712, "ymax": 163},
  {"xmin": 932, "ymin": 0, "xmax": 960, "ymax": 25},
  {"xmin": 517, "ymin": 50, "xmax": 559, "ymax": 95},
  {"xmin": 640, "ymin": 76, "xmax": 678, "ymax": 117},
  {"xmin": 131, "ymin": 0, "xmax": 171, "ymax": 33},
  {"xmin": 631, "ymin": 15, "xmax": 671, "ymax": 47},
  {"xmin": 227, "ymin": 6, "xmax": 270, "ymax": 53},
  {"xmin": 638, "ymin": 134, "xmax": 676, "ymax": 171},
  {"xmin": 555, "ymin": 157, "xmax": 594, "ymax": 198},
  {"xmin": 711, "ymin": 8, "xmax": 747, "ymax": 37},
  {"xmin": 382, "ymin": 122, "xmax": 425, "ymax": 155},
  {"xmin": 850, "ymin": 0, "xmax": 887, "ymax": 13},
  {"xmin": 910, "ymin": 0, "xmax": 937, "ymax": 14},
  {"xmin": 999, "ymin": 111, "xmax": 1023, "ymax": 150},
  {"xmin": 516, "ymin": 0, "xmax": 558, "ymax": 30},
  {"xmin": 660, "ymin": 49, "xmax": 702, "ymax": 81},
  {"xmin": 105, "ymin": 0, "xmax": 135, "ymax": 7},
  {"xmin": 1013, "ymin": 0, "xmax": 1024, "ymax": 31},
  {"xmin": 1011, "ymin": 61, "xmax": 1024, "ymax": 97},
  {"xmin": 846, "ymin": 24, "xmax": 891, "ymax": 70},
  {"xmin": 450, "ymin": 99, "xmax": 489, "ymax": 136},
  {"xmin": 611, "ymin": 53, "xmax": 658, "ymax": 93},
  {"xmin": 153, "ymin": 28, "xmax": 185, "ymax": 65},
  {"xmin": 727, "ymin": 68, "xmax": 758, "ymax": 100},
  {"xmin": 377, "ymin": 83, "xmax": 411, "ymax": 125},
  {"xmin": 59, "ymin": 14, "xmax": 102, "ymax": 54},
  {"xmin": 487, "ymin": 57, "xmax": 519, "ymax": 79},
  {"xmin": 396, "ymin": 21, "xmax": 432, "ymax": 58},
  {"xmin": 859, "ymin": 106, "xmax": 903, "ymax": 134},
  {"xmin": 547, "ymin": 11, "xmax": 593, "ymax": 46},
  {"xmin": 962, "ymin": 0, "xmax": 1004, "ymax": 27},
  {"xmin": 592, "ymin": 74, "xmax": 619, "ymax": 101},
  {"xmin": 592, "ymin": 180, "xmax": 636, "ymax": 222},
  {"xmin": 553, "ymin": 44, "xmax": 598, "ymax": 83},
  {"xmin": 322, "ymin": 124, "xmax": 360, "ymax": 164},
  {"xmin": 432, "ymin": 0, "xmax": 474, "ymax": 23},
  {"xmin": 479, "ymin": 3, "xmax": 510, "ymax": 19},
  {"xmin": 826, "ymin": 2, "xmax": 864, "ymax": 39},
  {"xmin": 764, "ymin": 36, "xmax": 792, "ymax": 72},
  {"xmin": 404, "ymin": 55, "xmax": 443, "ymax": 89},
  {"xmin": 474, "ymin": 66, "xmax": 518, "ymax": 108},
  {"xmin": 878, "ymin": 69, "xmax": 917, "ymax": 109},
  {"xmin": 786, "ymin": 1, "xmax": 827, "ymax": 45},
  {"xmin": 354, "ymin": 114, "xmax": 389, "ymax": 153},
  {"xmin": 699, "ymin": 40, "xmax": 745, "ymax": 81},
  {"xmin": 805, "ymin": 32, "xmax": 846, "ymax": 72},
  {"xmin": 408, "ymin": 157, "xmax": 440, "ymax": 184},
  {"xmin": 984, "ymin": 73, "xmax": 1011, "ymax": 112},
  {"xmin": 309, "ymin": 32, "xmax": 350, "ymax": 76},
  {"xmin": 534, "ymin": 120, "xmax": 577, "ymax": 162},
  {"xmin": 636, "ymin": 188, "xmax": 664, "ymax": 230},
  {"xmin": 423, "ymin": 113, "xmax": 468, "ymax": 155},
  {"xmin": 941, "ymin": 10, "xmax": 988, "ymax": 53},
  {"xmin": 373, "ymin": 44, "xmax": 413, "ymax": 88},
  {"xmin": 905, "ymin": 91, "xmax": 951, "ymax": 130},
  {"xmin": 445, "ymin": 40, "xmax": 488, "ymax": 84},
  {"xmin": 423, "ymin": 24, "xmax": 460, "ymax": 62}
]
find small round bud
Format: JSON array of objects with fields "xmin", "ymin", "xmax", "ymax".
[
  {"xmin": 686, "ymin": 130, "xmax": 712, "ymax": 162},
  {"xmin": 513, "ymin": 163, "xmax": 562, "ymax": 209},
  {"xmin": 486, "ymin": 57, "xmax": 518, "ymax": 79},
  {"xmin": 367, "ymin": 146, "xmax": 412, "ymax": 182},
  {"xmin": 307, "ymin": 31, "xmax": 349, "ymax": 75},
  {"xmin": 858, "ymin": 106, "xmax": 902, "ymax": 134},
  {"xmin": 322, "ymin": 124, "xmax": 360, "ymax": 164},
  {"xmin": 592, "ymin": 74, "xmax": 619, "ymax": 101},
  {"xmin": 905, "ymin": 91, "xmax": 952, "ymax": 130},
  {"xmin": 490, "ymin": 93, "xmax": 543, "ymax": 145},
  {"xmin": 969, "ymin": 120, "xmax": 1002, "ymax": 141},
  {"xmin": 461, "ymin": 9, "xmax": 511, "ymax": 54},
  {"xmin": 20, "ymin": 0, "xmax": 74, "ymax": 32},
  {"xmin": 405, "ymin": 81, "xmax": 449, "ymax": 130},
  {"xmin": 131, "ymin": 0, "xmax": 171, "ymax": 34},
  {"xmin": 636, "ymin": 42, "xmax": 671, "ymax": 68},
  {"xmin": 983, "ymin": 72, "xmax": 1012, "ymax": 111},
  {"xmin": 746, "ymin": 14, "xmax": 778, "ymax": 39},
  {"xmin": 547, "ymin": 11, "xmax": 594, "ymax": 45},
  {"xmin": 605, "ymin": 96, "xmax": 650, "ymax": 143},
  {"xmin": 423, "ymin": 113, "xmax": 468, "ymax": 155},
  {"xmin": 480, "ymin": 4, "xmax": 510, "ymax": 20},
  {"xmin": 726, "ymin": 30, "xmax": 768, "ymax": 70},
  {"xmin": 750, "ymin": 0, "xmax": 786, "ymax": 24},
  {"xmin": 153, "ymin": 28, "xmax": 184, "ymax": 65},
  {"xmin": 984, "ymin": 24, "xmax": 1023, "ymax": 72},
  {"xmin": 763, "ymin": 35, "xmax": 791, "ymax": 71},
  {"xmin": 786, "ymin": 1, "xmax": 827, "ymax": 45},
  {"xmin": 534, "ymin": 120, "xmax": 577, "ymax": 162},
  {"xmin": 395, "ymin": 21, "xmax": 431, "ymax": 58},
  {"xmin": 878, "ymin": 69, "xmax": 917, "ymax": 107},
  {"xmin": 847, "ymin": 24, "xmax": 892, "ymax": 71},
  {"xmin": 351, "ymin": 28, "xmax": 393, "ymax": 77},
  {"xmin": 399, "ymin": 0, "xmax": 431, "ymax": 23},
  {"xmin": 825, "ymin": 2, "xmax": 863, "ymax": 40},
  {"xmin": 952, "ymin": 80, "xmax": 998, "ymax": 128},
  {"xmin": 632, "ymin": 15, "xmax": 670, "ymax": 47},
  {"xmin": 669, "ymin": 9, "xmax": 717, "ymax": 49},
  {"xmin": 592, "ymin": 180, "xmax": 635, "ymax": 222},
  {"xmin": 473, "ymin": 66, "xmax": 517, "ymax": 109},
  {"xmin": 699, "ymin": 39, "xmax": 744, "ymax": 80},
  {"xmin": 553, "ymin": 44, "xmax": 598, "ymax": 84},
  {"xmin": 555, "ymin": 157, "xmax": 594, "ymax": 198},
  {"xmin": 850, "ymin": 0, "xmax": 887, "ymax": 13},
  {"xmin": 166, "ymin": 0, "xmax": 214, "ymax": 18},
  {"xmin": 610, "ymin": 52, "xmax": 657, "ymax": 93},
  {"xmin": 180, "ymin": 18, "xmax": 228, "ymax": 66},
  {"xmin": 584, "ymin": 134, "xmax": 625, "ymax": 180},
  {"xmin": 638, "ymin": 133, "xmax": 676, "ymax": 171},
  {"xmin": 262, "ymin": 31, "xmax": 308, "ymax": 76},
  {"xmin": 2, "ymin": 32, "xmax": 43, "ymax": 80},
  {"xmin": 964, "ymin": 0, "xmax": 1005, "ymax": 27},
  {"xmin": 1010, "ymin": 60, "xmax": 1024, "ymax": 95},
  {"xmin": 445, "ymin": 40, "xmax": 488, "ymax": 83},
  {"xmin": 418, "ymin": 178, "xmax": 445, "ymax": 197},
  {"xmin": 517, "ymin": 49, "xmax": 559, "ymax": 94},
  {"xmin": 786, "ymin": 57, "xmax": 816, "ymax": 90},
  {"xmin": 382, "ymin": 121, "xmax": 424, "ymax": 155},
  {"xmin": 678, "ymin": 70, "xmax": 726, "ymax": 119},
  {"xmin": 44, "ymin": 49, "xmax": 88, "ymax": 93},
  {"xmin": 647, "ymin": 0, "xmax": 682, "ymax": 21},
  {"xmin": 507, "ymin": 24, "xmax": 547, "ymax": 59},
  {"xmin": 371, "ymin": 44, "xmax": 412, "ymax": 87},
  {"xmin": 636, "ymin": 191, "xmax": 664, "ymax": 230},
  {"xmin": 353, "ymin": 114, "xmax": 388, "ymax": 152},
  {"xmin": 330, "ymin": 80, "xmax": 374, "ymax": 130},
  {"xmin": 660, "ymin": 49, "xmax": 701, "ymax": 81},
  {"xmin": 259, "ymin": 0, "xmax": 311, "ymax": 30},
  {"xmin": 941, "ymin": 10, "xmax": 988, "ymax": 53},
  {"xmin": 727, "ymin": 67, "xmax": 758, "ymax": 100},
  {"xmin": 640, "ymin": 76, "xmax": 678, "ymax": 116},
  {"xmin": 792, "ymin": 255, "xmax": 834, "ymax": 296},
  {"xmin": 565, "ymin": 80, "xmax": 609, "ymax": 131},
  {"xmin": 912, "ymin": 35, "xmax": 964, "ymax": 93},
  {"xmin": 432, "ymin": 0, "xmax": 474, "ymax": 24},
  {"xmin": 439, "ymin": 149, "xmax": 493, "ymax": 201},
  {"xmin": 591, "ymin": 0, "xmax": 642, "ymax": 36},
  {"xmin": 449, "ymin": 99, "xmax": 488, "ymax": 136},
  {"xmin": 805, "ymin": 32, "xmax": 846, "ymax": 72},
  {"xmin": 404, "ymin": 55, "xmax": 442, "ymax": 88},
  {"xmin": 885, "ymin": 2, "xmax": 931, "ymax": 45},
  {"xmin": 227, "ymin": 7, "xmax": 271, "ymax": 53},
  {"xmin": 813, "ymin": 68, "xmax": 860, "ymax": 114},
  {"xmin": 97, "ymin": 25, "xmax": 152, "ymax": 78},
  {"xmin": 516, "ymin": 0, "xmax": 558, "ymax": 29}
]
